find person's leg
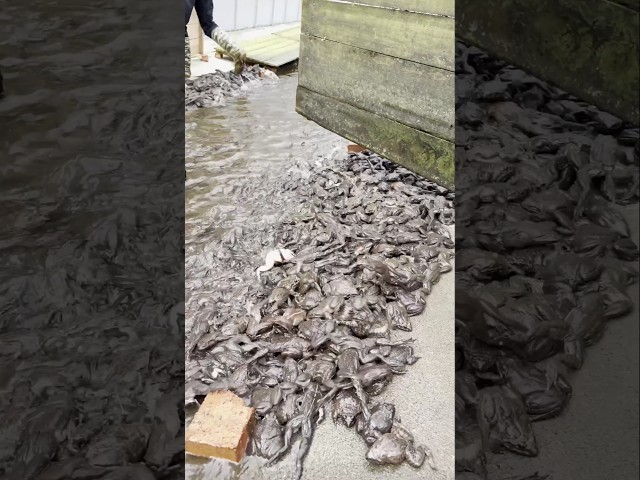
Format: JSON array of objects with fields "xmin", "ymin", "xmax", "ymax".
[
  {"xmin": 185, "ymin": 1, "xmax": 196, "ymax": 78},
  {"xmin": 185, "ymin": 0, "xmax": 196, "ymax": 25},
  {"xmin": 192, "ymin": 0, "xmax": 246, "ymax": 74}
]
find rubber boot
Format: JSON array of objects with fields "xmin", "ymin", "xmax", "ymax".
[
  {"xmin": 185, "ymin": 37, "xmax": 191, "ymax": 78},
  {"xmin": 212, "ymin": 27, "xmax": 247, "ymax": 74}
]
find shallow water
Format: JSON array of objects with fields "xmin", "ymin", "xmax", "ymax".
[
  {"xmin": 186, "ymin": 74, "xmax": 341, "ymax": 233},
  {"xmin": 185, "ymin": 73, "xmax": 347, "ymax": 329},
  {"xmin": 185, "ymin": 73, "xmax": 345, "ymax": 259},
  {"xmin": 185, "ymin": 74, "xmax": 346, "ymax": 480}
]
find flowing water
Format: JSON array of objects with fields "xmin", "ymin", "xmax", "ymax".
[
  {"xmin": 185, "ymin": 74, "xmax": 347, "ymax": 480},
  {"xmin": 185, "ymin": 73, "xmax": 347, "ymax": 327},
  {"xmin": 185, "ymin": 73, "xmax": 345, "ymax": 262}
]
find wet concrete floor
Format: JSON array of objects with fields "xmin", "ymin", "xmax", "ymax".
[{"xmin": 487, "ymin": 204, "xmax": 639, "ymax": 480}]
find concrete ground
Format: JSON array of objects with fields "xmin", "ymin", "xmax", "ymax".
[
  {"xmin": 189, "ymin": 23, "xmax": 300, "ymax": 78},
  {"xmin": 487, "ymin": 205, "xmax": 639, "ymax": 479}
]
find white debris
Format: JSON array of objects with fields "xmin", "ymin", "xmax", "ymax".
[
  {"xmin": 259, "ymin": 68, "xmax": 279, "ymax": 81},
  {"xmin": 256, "ymin": 248, "xmax": 295, "ymax": 277}
]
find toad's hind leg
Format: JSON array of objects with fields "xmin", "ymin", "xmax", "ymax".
[
  {"xmin": 293, "ymin": 420, "xmax": 315, "ymax": 480},
  {"xmin": 266, "ymin": 416, "xmax": 301, "ymax": 467}
]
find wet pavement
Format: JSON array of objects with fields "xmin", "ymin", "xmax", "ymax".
[
  {"xmin": 486, "ymin": 204, "xmax": 639, "ymax": 480},
  {"xmin": 185, "ymin": 74, "xmax": 455, "ymax": 479},
  {"xmin": 455, "ymin": 40, "xmax": 639, "ymax": 480}
]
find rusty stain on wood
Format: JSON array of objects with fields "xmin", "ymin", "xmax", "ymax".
[{"xmin": 348, "ymin": 144, "xmax": 368, "ymax": 153}]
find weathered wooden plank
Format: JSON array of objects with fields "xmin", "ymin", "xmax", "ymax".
[
  {"xmin": 263, "ymin": 50, "xmax": 301, "ymax": 67},
  {"xmin": 457, "ymin": 0, "xmax": 639, "ymax": 124},
  {"xmin": 296, "ymin": 86, "xmax": 454, "ymax": 188},
  {"xmin": 254, "ymin": 43, "xmax": 298, "ymax": 61},
  {"xmin": 215, "ymin": 43, "xmax": 290, "ymax": 60},
  {"xmin": 272, "ymin": 26, "xmax": 302, "ymax": 40},
  {"xmin": 236, "ymin": 36, "xmax": 285, "ymax": 50},
  {"xmin": 298, "ymin": 34, "xmax": 454, "ymax": 141},
  {"xmin": 350, "ymin": 0, "xmax": 454, "ymax": 17},
  {"xmin": 187, "ymin": 13, "xmax": 203, "ymax": 58},
  {"xmin": 302, "ymin": 0, "xmax": 453, "ymax": 70},
  {"xmin": 217, "ymin": 26, "xmax": 300, "ymax": 54},
  {"xmin": 612, "ymin": 0, "xmax": 639, "ymax": 11},
  {"xmin": 257, "ymin": 41, "xmax": 301, "ymax": 63},
  {"xmin": 218, "ymin": 46, "xmax": 299, "ymax": 67},
  {"xmin": 238, "ymin": 37, "xmax": 296, "ymax": 56}
]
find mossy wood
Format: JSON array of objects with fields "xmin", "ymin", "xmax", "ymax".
[
  {"xmin": 296, "ymin": 0, "xmax": 455, "ymax": 186},
  {"xmin": 297, "ymin": 87, "xmax": 454, "ymax": 189},
  {"xmin": 299, "ymin": 36, "xmax": 454, "ymax": 141},
  {"xmin": 302, "ymin": 0, "xmax": 454, "ymax": 70},
  {"xmin": 457, "ymin": 0, "xmax": 640, "ymax": 125}
]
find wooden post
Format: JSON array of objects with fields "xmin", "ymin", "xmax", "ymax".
[
  {"xmin": 187, "ymin": 10, "xmax": 205, "ymax": 59},
  {"xmin": 198, "ymin": 24, "xmax": 204, "ymax": 57}
]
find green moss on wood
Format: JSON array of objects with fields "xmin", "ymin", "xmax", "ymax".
[
  {"xmin": 297, "ymin": 87, "xmax": 455, "ymax": 188},
  {"xmin": 302, "ymin": 0, "xmax": 454, "ymax": 70},
  {"xmin": 457, "ymin": 0, "xmax": 639, "ymax": 124},
  {"xmin": 355, "ymin": 0, "xmax": 455, "ymax": 17}
]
